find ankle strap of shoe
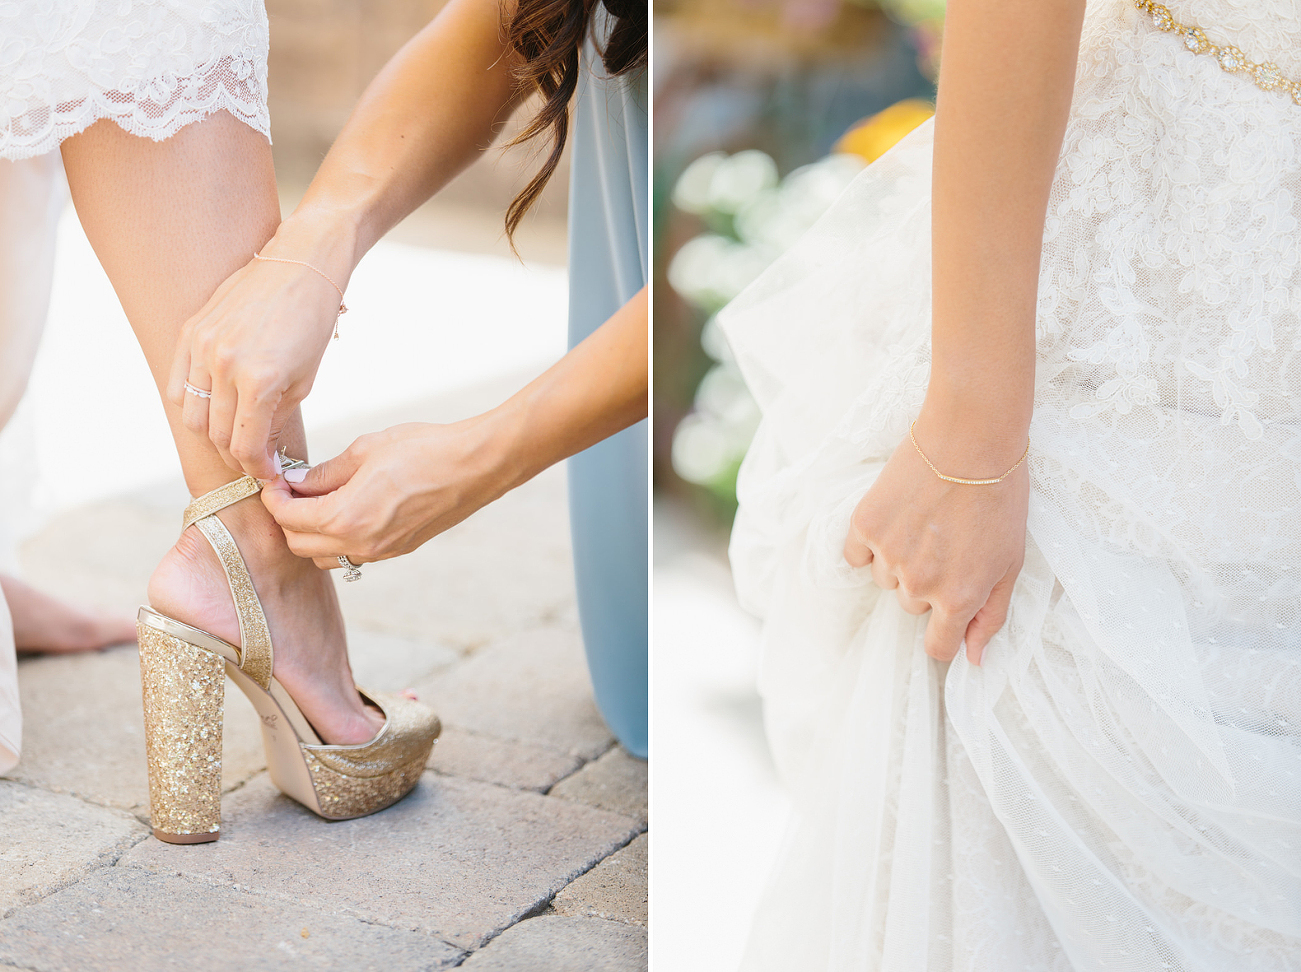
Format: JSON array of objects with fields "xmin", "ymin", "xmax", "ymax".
[
  {"xmin": 181, "ymin": 455, "xmax": 308, "ymax": 530},
  {"xmin": 178, "ymin": 459, "xmax": 305, "ymax": 691},
  {"xmin": 183, "ymin": 476, "xmax": 262, "ymax": 531},
  {"xmin": 181, "ymin": 474, "xmax": 273, "ymax": 689}
]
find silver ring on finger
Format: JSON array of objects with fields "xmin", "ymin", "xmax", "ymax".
[
  {"xmin": 184, "ymin": 381, "xmax": 213, "ymax": 400},
  {"xmin": 338, "ymin": 555, "xmax": 363, "ymax": 582}
]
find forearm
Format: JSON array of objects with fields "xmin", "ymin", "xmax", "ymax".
[
  {"xmin": 921, "ymin": 0, "xmax": 1085, "ymax": 467},
  {"xmin": 269, "ymin": 0, "xmax": 522, "ymax": 274},
  {"xmin": 488, "ymin": 287, "xmax": 649, "ymax": 490}
]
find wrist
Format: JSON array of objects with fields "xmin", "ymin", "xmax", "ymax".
[
  {"xmin": 924, "ymin": 353, "xmax": 1033, "ymax": 431},
  {"xmin": 486, "ymin": 397, "xmax": 549, "ymax": 491},
  {"xmin": 265, "ymin": 206, "xmax": 363, "ymax": 289},
  {"xmin": 915, "ymin": 383, "xmax": 1033, "ymax": 481},
  {"xmin": 451, "ymin": 404, "xmax": 538, "ymax": 501}
]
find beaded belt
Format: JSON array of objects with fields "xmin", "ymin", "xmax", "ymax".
[{"xmin": 1133, "ymin": 0, "xmax": 1301, "ymax": 105}]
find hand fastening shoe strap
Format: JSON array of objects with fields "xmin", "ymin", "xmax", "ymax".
[{"xmin": 182, "ymin": 475, "xmax": 274, "ymax": 690}]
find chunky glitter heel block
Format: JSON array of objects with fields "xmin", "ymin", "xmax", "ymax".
[
  {"xmin": 137, "ymin": 468, "xmax": 440, "ymax": 845},
  {"xmin": 137, "ymin": 621, "xmax": 225, "ymax": 843}
]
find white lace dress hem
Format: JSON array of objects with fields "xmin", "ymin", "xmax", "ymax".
[{"xmin": 0, "ymin": 2, "xmax": 271, "ymax": 161}]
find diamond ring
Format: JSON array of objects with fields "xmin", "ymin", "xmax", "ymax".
[
  {"xmin": 338, "ymin": 556, "xmax": 363, "ymax": 582},
  {"xmin": 183, "ymin": 381, "xmax": 212, "ymax": 400}
]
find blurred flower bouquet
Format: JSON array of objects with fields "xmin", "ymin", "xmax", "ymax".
[{"xmin": 667, "ymin": 99, "xmax": 935, "ymax": 506}]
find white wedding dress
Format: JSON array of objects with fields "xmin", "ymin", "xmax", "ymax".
[
  {"xmin": 0, "ymin": 1, "xmax": 271, "ymax": 773},
  {"xmin": 720, "ymin": 0, "xmax": 1301, "ymax": 969}
]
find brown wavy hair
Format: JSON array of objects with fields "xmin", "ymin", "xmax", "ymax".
[{"xmin": 503, "ymin": 0, "xmax": 647, "ymax": 242}]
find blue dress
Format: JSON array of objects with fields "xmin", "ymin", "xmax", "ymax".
[{"xmin": 565, "ymin": 20, "xmax": 647, "ymax": 759}]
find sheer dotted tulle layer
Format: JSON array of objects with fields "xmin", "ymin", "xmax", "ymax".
[
  {"xmin": 720, "ymin": 0, "xmax": 1301, "ymax": 969},
  {"xmin": 0, "ymin": 1, "xmax": 269, "ymax": 161}
]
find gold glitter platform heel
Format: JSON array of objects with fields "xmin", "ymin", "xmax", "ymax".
[
  {"xmin": 136, "ymin": 621, "xmax": 226, "ymax": 842},
  {"xmin": 136, "ymin": 471, "xmax": 439, "ymax": 844}
]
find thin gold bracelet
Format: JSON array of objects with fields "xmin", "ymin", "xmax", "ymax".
[
  {"xmin": 909, "ymin": 421, "xmax": 1029, "ymax": 485},
  {"xmin": 252, "ymin": 252, "xmax": 349, "ymax": 340}
]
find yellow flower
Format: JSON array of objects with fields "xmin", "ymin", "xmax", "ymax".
[{"xmin": 834, "ymin": 98, "xmax": 935, "ymax": 164}]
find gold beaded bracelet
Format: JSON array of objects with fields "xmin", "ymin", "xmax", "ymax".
[
  {"xmin": 1133, "ymin": 0, "xmax": 1301, "ymax": 105},
  {"xmin": 909, "ymin": 422, "xmax": 1029, "ymax": 485}
]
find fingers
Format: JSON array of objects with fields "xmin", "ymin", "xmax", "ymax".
[
  {"xmin": 278, "ymin": 528, "xmax": 351, "ymax": 561},
  {"xmin": 179, "ymin": 364, "xmax": 213, "ymax": 438},
  {"xmin": 310, "ymin": 554, "xmax": 371, "ymax": 572},
  {"xmin": 263, "ymin": 447, "xmax": 374, "ymax": 567},
  {"xmin": 207, "ymin": 378, "xmax": 240, "ymax": 472},
  {"xmin": 895, "ymin": 590, "xmax": 930, "ymax": 616},
  {"xmin": 848, "ymin": 525, "xmax": 927, "ymax": 614},
  {"xmin": 964, "ymin": 565, "xmax": 1018, "ymax": 667},
  {"xmin": 227, "ymin": 390, "xmax": 280, "ymax": 480},
  {"xmin": 846, "ymin": 516, "xmax": 1002, "ymax": 663},
  {"xmin": 261, "ymin": 490, "xmax": 349, "ymax": 562},
  {"xmin": 922, "ymin": 562, "xmax": 1020, "ymax": 667},
  {"xmin": 843, "ymin": 526, "xmax": 874, "ymax": 568},
  {"xmin": 870, "ymin": 556, "xmax": 898, "ymax": 591},
  {"xmin": 260, "ymin": 476, "xmax": 295, "ymax": 513},
  {"xmin": 284, "ymin": 450, "xmax": 364, "ymax": 497},
  {"xmin": 847, "ymin": 509, "xmax": 929, "ymax": 616},
  {"xmin": 923, "ymin": 606, "xmax": 973, "ymax": 664},
  {"xmin": 261, "ymin": 477, "xmax": 341, "ymax": 536}
]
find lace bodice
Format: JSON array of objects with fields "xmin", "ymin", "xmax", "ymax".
[
  {"xmin": 1040, "ymin": 0, "xmax": 1301, "ymax": 443},
  {"xmin": 0, "ymin": 0, "xmax": 269, "ymax": 160}
]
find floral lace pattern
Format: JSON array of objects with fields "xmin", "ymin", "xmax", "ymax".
[
  {"xmin": 0, "ymin": 1, "xmax": 269, "ymax": 160},
  {"xmin": 719, "ymin": 0, "xmax": 1301, "ymax": 969},
  {"xmin": 1042, "ymin": 0, "xmax": 1301, "ymax": 440},
  {"xmin": 1180, "ymin": 0, "xmax": 1301, "ymax": 76}
]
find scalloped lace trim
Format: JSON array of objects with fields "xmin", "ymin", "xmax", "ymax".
[{"xmin": 0, "ymin": 55, "xmax": 269, "ymax": 160}]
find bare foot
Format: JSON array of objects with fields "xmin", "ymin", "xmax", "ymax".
[
  {"xmin": 2, "ymin": 575, "xmax": 136, "ymax": 655},
  {"xmin": 146, "ymin": 496, "xmax": 384, "ymax": 746}
]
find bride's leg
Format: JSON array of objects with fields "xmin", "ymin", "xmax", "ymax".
[{"xmin": 59, "ymin": 113, "xmax": 382, "ymax": 744}]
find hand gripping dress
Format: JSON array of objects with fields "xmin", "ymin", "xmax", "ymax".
[
  {"xmin": 0, "ymin": 1, "xmax": 270, "ymax": 773},
  {"xmin": 719, "ymin": 0, "xmax": 1301, "ymax": 969}
]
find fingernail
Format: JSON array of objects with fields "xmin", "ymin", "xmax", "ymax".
[{"xmin": 284, "ymin": 468, "xmax": 308, "ymax": 484}]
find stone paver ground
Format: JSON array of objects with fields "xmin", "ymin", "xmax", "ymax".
[{"xmin": 0, "ymin": 380, "xmax": 648, "ymax": 971}]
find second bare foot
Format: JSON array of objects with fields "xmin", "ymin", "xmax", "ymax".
[{"xmin": 3, "ymin": 575, "xmax": 136, "ymax": 655}]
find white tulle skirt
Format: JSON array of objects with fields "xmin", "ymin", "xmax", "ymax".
[
  {"xmin": 0, "ymin": 150, "xmax": 66, "ymax": 776},
  {"xmin": 720, "ymin": 2, "xmax": 1301, "ymax": 969}
]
